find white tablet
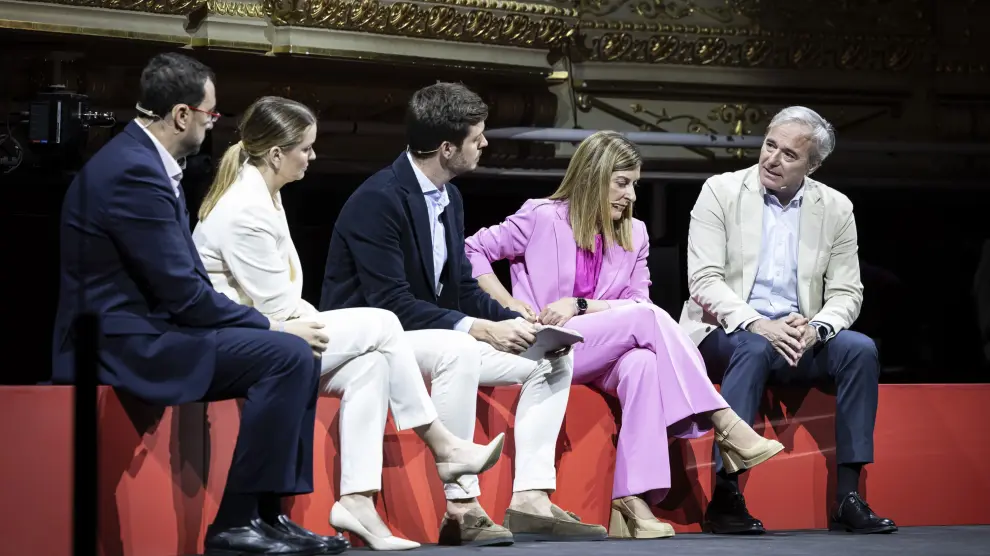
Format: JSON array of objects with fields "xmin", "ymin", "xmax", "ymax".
[{"xmin": 519, "ymin": 325, "xmax": 584, "ymax": 361}]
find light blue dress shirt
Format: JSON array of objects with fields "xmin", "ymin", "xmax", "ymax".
[
  {"xmin": 745, "ymin": 186, "xmax": 832, "ymax": 339},
  {"xmin": 406, "ymin": 153, "xmax": 475, "ymax": 334},
  {"xmin": 748, "ymin": 188, "xmax": 804, "ymax": 320}
]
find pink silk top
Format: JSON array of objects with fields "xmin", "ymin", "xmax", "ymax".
[{"xmin": 573, "ymin": 234, "xmax": 604, "ymax": 298}]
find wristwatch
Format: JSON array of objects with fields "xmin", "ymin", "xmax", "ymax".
[
  {"xmin": 812, "ymin": 322, "xmax": 830, "ymax": 342},
  {"xmin": 576, "ymin": 297, "xmax": 588, "ymax": 316}
]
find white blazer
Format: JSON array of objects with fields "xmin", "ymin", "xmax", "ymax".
[
  {"xmin": 192, "ymin": 164, "xmax": 317, "ymax": 322},
  {"xmin": 678, "ymin": 164, "xmax": 864, "ymax": 346}
]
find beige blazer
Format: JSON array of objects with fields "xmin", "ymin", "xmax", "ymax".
[
  {"xmin": 192, "ymin": 164, "xmax": 317, "ymax": 322},
  {"xmin": 678, "ymin": 164, "xmax": 863, "ymax": 346}
]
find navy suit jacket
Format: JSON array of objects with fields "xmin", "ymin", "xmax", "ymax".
[
  {"xmin": 51, "ymin": 121, "xmax": 269, "ymax": 405},
  {"xmin": 319, "ymin": 153, "xmax": 518, "ymax": 330}
]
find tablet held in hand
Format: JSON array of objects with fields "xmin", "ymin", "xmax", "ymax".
[{"xmin": 519, "ymin": 325, "xmax": 584, "ymax": 361}]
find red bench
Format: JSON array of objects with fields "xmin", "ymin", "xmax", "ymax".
[{"xmin": 2, "ymin": 384, "xmax": 989, "ymax": 555}]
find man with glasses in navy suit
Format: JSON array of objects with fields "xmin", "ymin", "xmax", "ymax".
[{"xmin": 51, "ymin": 52, "xmax": 346, "ymax": 556}]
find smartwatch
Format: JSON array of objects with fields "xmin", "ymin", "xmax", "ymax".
[{"xmin": 576, "ymin": 297, "xmax": 588, "ymax": 316}]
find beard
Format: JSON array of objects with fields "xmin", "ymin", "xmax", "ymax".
[
  {"xmin": 448, "ymin": 150, "xmax": 479, "ymax": 177},
  {"xmin": 176, "ymin": 131, "xmax": 205, "ymax": 160}
]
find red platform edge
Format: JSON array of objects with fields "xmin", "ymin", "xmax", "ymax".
[{"xmin": 1, "ymin": 384, "xmax": 988, "ymax": 556}]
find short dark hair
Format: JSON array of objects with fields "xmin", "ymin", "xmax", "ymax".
[
  {"xmin": 405, "ymin": 82, "xmax": 488, "ymax": 155},
  {"xmin": 138, "ymin": 52, "xmax": 215, "ymax": 119}
]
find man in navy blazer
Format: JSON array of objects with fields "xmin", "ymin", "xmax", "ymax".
[
  {"xmin": 52, "ymin": 53, "xmax": 345, "ymax": 556},
  {"xmin": 320, "ymin": 83, "xmax": 603, "ymax": 546}
]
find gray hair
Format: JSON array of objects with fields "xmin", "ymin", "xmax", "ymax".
[{"xmin": 767, "ymin": 106, "xmax": 835, "ymax": 165}]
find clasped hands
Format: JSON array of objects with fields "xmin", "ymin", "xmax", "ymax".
[
  {"xmin": 747, "ymin": 313, "xmax": 818, "ymax": 367},
  {"xmin": 505, "ymin": 297, "xmax": 576, "ymax": 327}
]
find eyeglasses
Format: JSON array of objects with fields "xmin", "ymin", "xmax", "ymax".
[{"xmin": 188, "ymin": 106, "xmax": 221, "ymax": 124}]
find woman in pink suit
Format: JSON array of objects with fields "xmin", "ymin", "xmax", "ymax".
[{"xmin": 465, "ymin": 131, "xmax": 783, "ymax": 539}]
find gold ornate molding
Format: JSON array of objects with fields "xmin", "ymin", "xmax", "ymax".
[
  {"xmin": 570, "ymin": 0, "xmax": 745, "ymax": 24},
  {"xmin": 570, "ymin": 0, "xmax": 929, "ymax": 33},
  {"xmin": 1, "ymin": 0, "xmax": 198, "ymax": 44},
  {"xmin": 263, "ymin": 0, "xmax": 576, "ymax": 50},
  {"xmin": 205, "ymin": 0, "xmax": 265, "ymax": 17},
  {"xmin": 579, "ymin": 31, "xmax": 922, "ymax": 71},
  {"xmin": 566, "ymin": 0, "xmax": 937, "ymax": 70},
  {"xmin": 420, "ymin": 0, "xmax": 576, "ymax": 18},
  {"xmin": 34, "ymin": 0, "xmax": 205, "ymax": 15},
  {"xmin": 13, "ymin": 0, "xmax": 577, "ymax": 49},
  {"xmin": 8, "ymin": 0, "xmax": 989, "ymax": 73},
  {"xmin": 555, "ymin": 0, "xmax": 989, "ymax": 72},
  {"xmin": 707, "ymin": 103, "xmax": 768, "ymax": 135},
  {"xmin": 4, "ymin": 0, "xmax": 565, "ymax": 70},
  {"xmin": 630, "ymin": 101, "xmax": 768, "ymax": 157}
]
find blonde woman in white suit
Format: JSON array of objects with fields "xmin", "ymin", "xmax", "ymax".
[{"xmin": 193, "ymin": 96, "xmax": 504, "ymax": 550}]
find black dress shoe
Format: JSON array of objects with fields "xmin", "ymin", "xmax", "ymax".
[
  {"xmin": 829, "ymin": 492, "xmax": 898, "ymax": 534},
  {"xmin": 205, "ymin": 518, "xmax": 327, "ymax": 555},
  {"xmin": 271, "ymin": 513, "xmax": 349, "ymax": 554},
  {"xmin": 703, "ymin": 487, "xmax": 766, "ymax": 535}
]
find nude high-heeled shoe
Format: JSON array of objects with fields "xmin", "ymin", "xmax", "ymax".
[
  {"xmin": 435, "ymin": 432, "xmax": 505, "ymax": 491},
  {"xmin": 715, "ymin": 416, "xmax": 784, "ymax": 474},
  {"xmin": 330, "ymin": 502, "xmax": 421, "ymax": 551},
  {"xmin": 608, "ymin": 498, "xmax": 674, "ymax": 539}
]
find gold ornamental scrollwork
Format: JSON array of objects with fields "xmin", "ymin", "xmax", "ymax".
[
  {"xmin": 583, "ymin": 31, "xmax": 920, "ymax": 71},
  {"xmin": 574, "ymin": 0, "xmax": 747, "ymax": 24},
  {"xmin": 205, "ymin": 0, "xmax": 266, "ymax": 17},
  {"xmin": 417, "ymin": 0, "xmax": 576, "ymax": 18},
  {"xmin": 631, "ymin": 104, "xmax": 716, "ymax": 134},
  {"xmin": 570, "ymin": 0, "xmax": 928, "ymax": 32},
  {"xmin": 707, "ymin": 103, "xmax": 768, "ymax": 157},
  {"xmin": 263, "ymin": 0, "xmax": 575, "ymax": 48},
  {"xmin": 630, "ymin": 102, "xmax": 769, "ymax": 158},
  {"xmin": 708, "ymin": 103, "xmax": 768, "ymax": 136},
  {"xmin": 25, "ymin": 0, "xmax": 206, "ymax": 14},
  {"xmin": 15, "ymin": 0, "xmax": 975, "ymax": 71},
  {"xmin": 16, "ymin": 0, "xmax": 577, "ymax": 50},
  {"xmin": 566, "ymin": 0, "xmax": 939, "ymax": 70}
]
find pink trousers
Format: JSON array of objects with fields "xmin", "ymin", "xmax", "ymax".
[{"xmin": 566, "ymin": 303, "xmax": 727, "ymax": 502}]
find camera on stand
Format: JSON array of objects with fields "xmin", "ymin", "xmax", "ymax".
[
  {"xmin": 28, "ymin": 85, "xmax": 115, "ymax": 148},
  {"xmin": 1, "ymin": 85, "xmax": 117, "ymax": 175}
]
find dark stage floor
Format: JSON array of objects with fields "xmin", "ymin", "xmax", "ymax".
[{"xmin": 365, "ymin": 526, "xmax": 989, "ymax": 556}]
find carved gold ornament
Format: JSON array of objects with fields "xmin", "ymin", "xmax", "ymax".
[
  {"xmin": 262, "ymin": 0, "xmax": 575, "ymax": 48},
  {"xmin": 8, "ymin": 0, "xmax": 987, "ymax": 71},
  {"xmin": 32, "ymin": 0, "xmax": 206, "ymax": 14}
]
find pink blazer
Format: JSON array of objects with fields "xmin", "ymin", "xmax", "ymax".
[{"xmin": 464, "ymin": 199, "xmax": 652, "ymax": 312}]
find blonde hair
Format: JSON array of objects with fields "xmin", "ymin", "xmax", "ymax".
[
  {"xmin": 548, "ymin": 130, "xmax": 641, "ymax": 252},
  {"xmin": 199, "ymin": 96, "xmax": 317, "ymax": 220}
]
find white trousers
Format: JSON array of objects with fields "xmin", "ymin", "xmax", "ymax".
[
  {"xmin": 313, "ymin": 308, "xmax": 438, "ymax": 496},
  {"xmin": 407, "ymin": 329, "xmax": 574, "ymax": 500}
]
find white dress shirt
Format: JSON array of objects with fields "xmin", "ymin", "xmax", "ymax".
[
  {"xmin": 406, "ymin": 152, "xmax": 474, "ymax": 334},
  {"xmin": 136, "ymin": 119, "xmax": 183, "ymax": 197}
]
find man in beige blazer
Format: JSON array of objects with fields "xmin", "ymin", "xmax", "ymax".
[{"xmin": 680, "ymin": 106, "xmax": 896, "ymax": 536}]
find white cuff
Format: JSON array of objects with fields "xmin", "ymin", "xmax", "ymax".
[{"xmin": 454, "ymin": 316, "xmax": 476, "ymax": 334}]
